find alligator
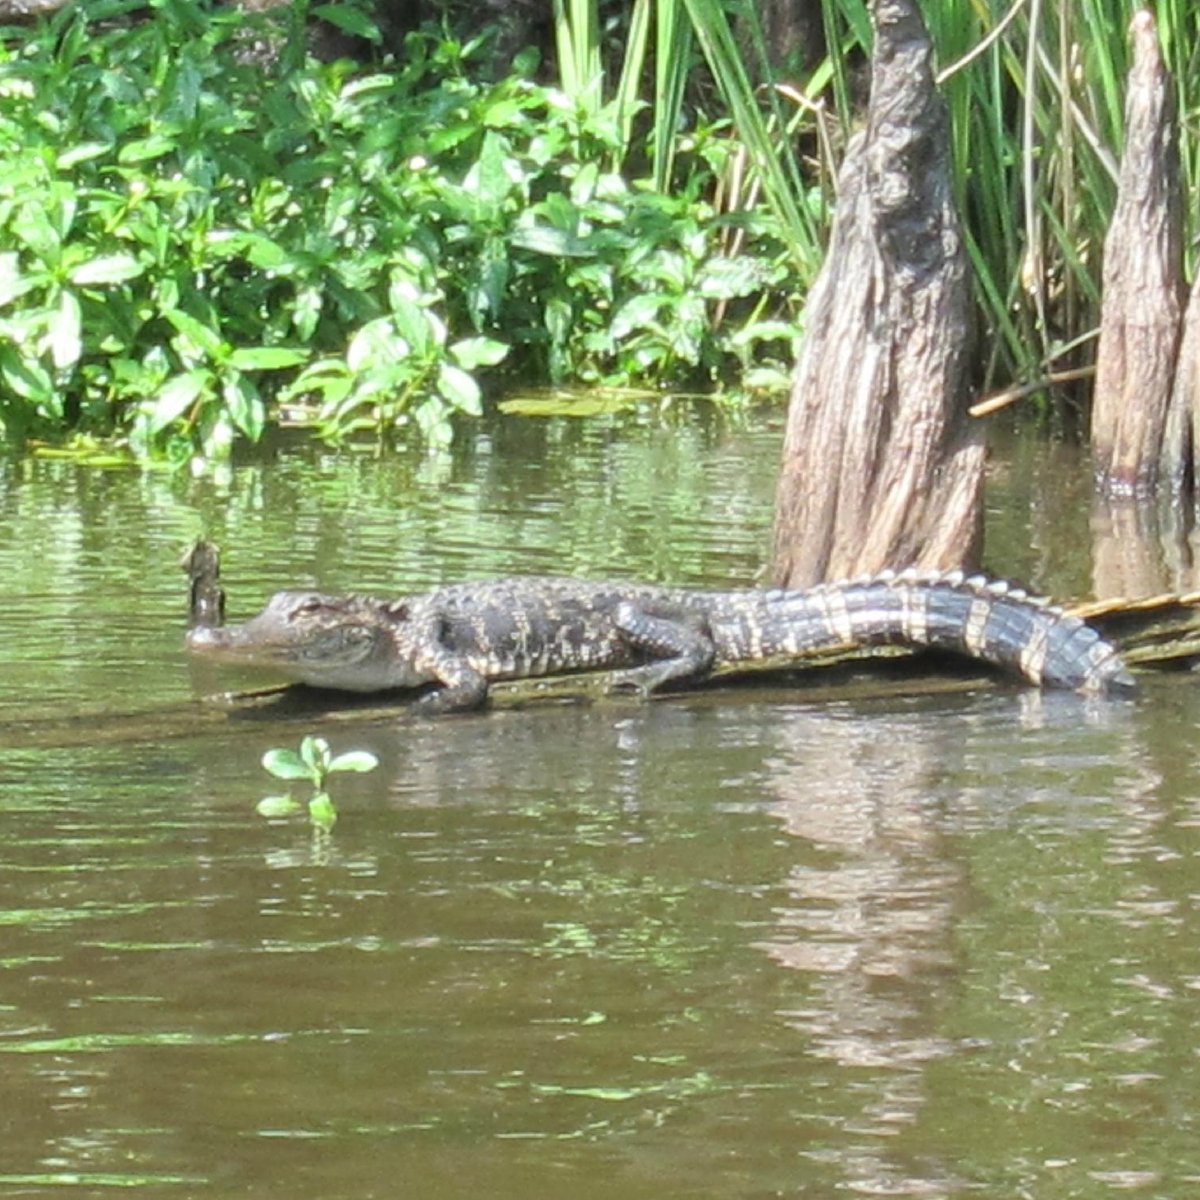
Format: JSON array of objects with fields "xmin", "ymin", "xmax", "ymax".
[{"xmin": 184, "ymin": 569, "xmax": 1135, "ymax": 712}]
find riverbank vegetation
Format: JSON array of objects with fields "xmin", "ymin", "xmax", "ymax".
[{"xmin": 0, "ymin": 1, "xmax": 1195, "ymax": 462}]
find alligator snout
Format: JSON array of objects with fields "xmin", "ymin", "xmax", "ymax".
[{"xmin": 185, "ymin": 625, "xmax": 231, "ymax": 652}]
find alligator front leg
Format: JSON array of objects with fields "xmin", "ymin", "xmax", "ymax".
[
  {"xmin": 412, "ymin": 653, "xmax": 490, "ymax": 712},
  {"xmin": 408, "ymin": 620, "xmax": 491, "ymax": 713},
  {"xmin": 607, "ymin": 602, "xmax": 716, "ymax": 696}
]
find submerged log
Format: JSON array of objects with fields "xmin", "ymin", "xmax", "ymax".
[
  {"xmin": 1072, "ymin": 589, "xmax": 1200, "ymax": 667},
  {"xmin": 771, "ymin": 0, "xmax": 983, "ymax": 588},
  {"xmin": 1092, "ymin": 10, "xmax": 1184, "ymax": 497}
]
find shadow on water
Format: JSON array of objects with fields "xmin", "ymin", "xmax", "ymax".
[{"xmin": 3, "ymin": 416, "xmax": 1200, "ymax": 1197}]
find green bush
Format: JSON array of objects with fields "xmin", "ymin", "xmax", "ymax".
[{"xmin": 0, "ymin": 0, "xmax": 802, "ymax": 462}]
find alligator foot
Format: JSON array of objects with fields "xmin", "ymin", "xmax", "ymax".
[{"xmin": 608, "ymin": 602, "xmax": 715, "ymax": 696}]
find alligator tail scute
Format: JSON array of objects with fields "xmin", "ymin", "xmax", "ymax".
[{"xmin": 827, "ymin": 568, "xmax": 1136, "ymax": 695}]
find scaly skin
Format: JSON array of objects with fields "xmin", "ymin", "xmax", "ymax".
[{"xmin": 185, "ymin": 569, "xmax": 1135, "ymax": 713}]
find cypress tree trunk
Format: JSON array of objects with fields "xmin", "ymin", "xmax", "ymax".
[
  {"xmin": 771, "ymin": 0, "xmax": 982, "ymax": 588},
  {"xmin": 1092, "ymin": 10, "xmax": 1184, "ymax": 498}
]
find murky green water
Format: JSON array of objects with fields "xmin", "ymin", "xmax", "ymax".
[{"xmin": 2, "ymin": 413, "xmax": 1200, "ymax": 1198}]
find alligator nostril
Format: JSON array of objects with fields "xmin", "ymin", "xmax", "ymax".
[{"xmin": 185, "ymin": 626, "xmax": 222, "ymax": 650}]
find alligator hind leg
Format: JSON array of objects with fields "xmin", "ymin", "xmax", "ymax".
[{"xmin": 607, "ymin": 602, "xmax": 716, "ymax": 696}]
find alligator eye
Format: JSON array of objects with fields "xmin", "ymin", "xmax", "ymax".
[{"xmin": 290, "ymin": 598, "xmax": 327, "ymax": 619}]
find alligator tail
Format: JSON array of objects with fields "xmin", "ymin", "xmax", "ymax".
[{"xmin": 773, "ymin": 569, "xmax": 1136, "ymax": 695}]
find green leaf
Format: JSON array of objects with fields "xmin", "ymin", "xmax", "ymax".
[
  {"xmin": 201, "ymin": 409, "xmax": 236, "ymax": 462},
  {"xmin": 437, "ymin": 363, "xmax": 481, "ymax": 415},
  {"xmin": 327, "ymin": 750, "xmax": 379, "ymax": 774},
  {"xmin": 412, "ymin": 397, "xmax": 453, "ymax": 446},
  {"xmin": 696, "ymin": 256, "xmax": 773, "ymax": 299},
  {"xmin": 222, "ymin": 373, "xmax": 266, "ymax": 441},
  {"xmin": 262, "ymin": 748, "xmax": 315, "ymax": 781},
  {"xmin": 299, "ymin": 736, "xmax": 331, "ymax": 774},
  {"xmin": 145, "ymin": 370, "xmax": 210, "ymax": 434},
  {"xmin": 308, "ymin": 792, "xmax": 338, "ymax": 830},
  {"xmin": 69, "ymin": 254, "xmax": 144, "ymax": 286},
  {"xmin": 164, "ymin": 308, "xmax": 225, "ymax": 359},
  {"xmin": 610, "ymin": 293, "xmax": 665, "ymax": 340},
  {"xmin": 56, "ymin": 142, "xmax": 112, "ymax": 169},
  {"xmin": 482, "ymin": 97, "xmax": 523, "ymax": 128},
  {"xmin": 509, "ymin": 220, "xmax": 594, "ymax": 258},
  {"xmin": 293, "ymin": 287, "xmax": 323, "ymax": 342},
  {"xmin": 0, "ymin": 253, "xmax": 36, "ymax": 307},
  {"xmin": 12, "ymin": 203, "xmax": 61, "ymax": 264},
  {"xmin": 389, "ymin": 293, "xmax": 435, "ymax": 357},
  {"xmin": 227, "ymin": 347, "xmax": 309, "ymax": 371},
  {"xmin": 451, "ymin": 336, "xmax": 508, "ymax": 370},
  {"xmin": 118, "ymin": 135, "xmax": 175, "ymax": 164},
  {"xmin": 462, "ymin": 130, "xmax": 517, "ymax": 210},
  {"xmin": 569, "ymin": 161, "xmax": 600, "ymax": 206},
  {"xmin": 312, "ymin": 4, "xmax": 382, "ymax": 41},
  {"xmin": 256, "ymin": 794, "xmax": 302, "ymax": 818},
  {"xmin": 347, "ymin": 318, "xmax": 410, "ymax": 372},
  {"xmin": 0, "ymin": 346, "xmax": 55, "ymax": 403},
  {"xmin": 48, "ymin": 290, "xmax": 82, "ymax": 371},
  {"xmin": 207, "ymin": 231, "xmax": 291, "ymax": 271}
]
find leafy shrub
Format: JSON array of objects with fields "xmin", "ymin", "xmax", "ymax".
[{"xmin": 0, "ymin": 0, "xmax": 802, "ymax": 461}]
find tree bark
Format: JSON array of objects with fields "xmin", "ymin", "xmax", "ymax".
[
  {"xmin": 1164, "ymin": 263, "xmax": 1200, "ymax": 497},
  {"xmin": 747, "ymin": 0, "xmax": 826, "ymax": 81},
  {"xmin": 771, "ymin": 0, "xmax": 982, "ymax": 588},
  {"xmin": 1091, "ymin": 10, "xmax": 1184, "ymax": 497}
]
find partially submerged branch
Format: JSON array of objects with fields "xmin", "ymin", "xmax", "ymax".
[{"xmin": 183, "ymin": 540, "xmax": 225, "ymax": 629}]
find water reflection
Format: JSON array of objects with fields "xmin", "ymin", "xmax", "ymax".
[
  {"xmin": 1092, "ymin": 494, "xmax": 1200, "ymax": 597},
  {"xmin": 754, "ymin": 700, "xmax": 966, "ymax": 1198},
  {"xmin": 5, "ymin": 421, "xmax": 1200, "ymax": 1197},
  {"xmin": 749, "ymin": 685, "xmax": 1200, "ymax": 1197},
  {"xmin": 984, "ymin": 427, "xmax": 1200, "ymax": 599}
]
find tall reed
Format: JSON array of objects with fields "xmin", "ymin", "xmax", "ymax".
[
  {"xmin": 549, "ymin": 0, "xmax": 1191, "ymax": 396},
  {"xmin": 819, "ymin": 0, "xmax": 1195, "ymax": 394}
]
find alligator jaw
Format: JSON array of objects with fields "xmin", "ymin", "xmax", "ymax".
[
  {"xmin": 186, "ymin": 622, "xmax": 274, "ymax": 663},
  {"xmin": 184, "ymin": 590, "xmax": 429, "ymax": 692},
  {"xmin": 184, "ymin": 620, "xmax": 317, "ymax": 684}
]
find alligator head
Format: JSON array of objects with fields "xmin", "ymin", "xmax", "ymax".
[{"xmin": 185, "ymin": 590, "xmax": 432, "ymax": 692}]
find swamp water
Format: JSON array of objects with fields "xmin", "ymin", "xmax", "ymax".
[{"xmin": 1, "ymin": 413, "xmax": 1200, "ymax": 1198}]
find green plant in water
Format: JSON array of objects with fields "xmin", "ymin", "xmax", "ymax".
[
  {"xmin": 256, "ymin": 734, "xmax": 379, "ymax": 829},
  {"xmin": 0, "ymin": 1, "xmax": 811, "ymax": 460}
]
